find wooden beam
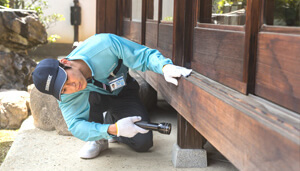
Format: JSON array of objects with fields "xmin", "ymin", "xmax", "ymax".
[
  {"xmin": 243, "ymin": 0, "xmax": 263, "ymax": 94},
  {"xmin": 264, "ymin": 0, "xmax": 275, "ymax": 25},
  {"xmin": 105, "ymin": 0, "xmax": 118, "ymax": 34},
  {"xmin": 199, "ymin": 0, "xmax": 212, "ymax": 24},
  {"xmin": 141, "ymin": 0, "xmax": 146, "ymax": 44},
  {"xmin": 137, "ymin": 70, "xmax": 300, "ymax": 171},
  {"xmin": 96, "ymin": 0, "xmax": 106, "ymax": 33},
  {"xmin": 117, "ymin": 0, "xmax": 123, "ymax": 36},
  {"xmin": 147, "ymin": 0, "xmax": 154, "ymax": 19},
  {"xmin": 173, "ymin": 0, "xmax": 184, "ymax": 65}
]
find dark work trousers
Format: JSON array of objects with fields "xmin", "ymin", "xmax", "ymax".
[{"xmin": 88, "ymin": 76, "xmax": 153, "ymax": 152}]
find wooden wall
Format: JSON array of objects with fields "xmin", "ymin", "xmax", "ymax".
[
  {"xmin": 256, "ymin": 32, "xmax": 300, "ymax": 113},
  {"xmin": 96, "ymin": 0, "xmax": 300, "ymax": 170},
  {"xmin": 192, "ymin": 28, "xmax": 246, "ymax": 93}
]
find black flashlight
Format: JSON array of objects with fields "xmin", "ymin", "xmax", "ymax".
[{"xmin": 135, "ymin": 121, "xmax": 171, "ymax": 135}]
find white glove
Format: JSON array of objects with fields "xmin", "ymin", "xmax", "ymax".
[
  {"xmin": 162, "ymin": 64, "xmax": 192, "ymax": 86},
  {"xmin": 116, "ymin": 116, "xmax": 149, "ymax": 138}
]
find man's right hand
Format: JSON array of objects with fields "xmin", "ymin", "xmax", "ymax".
[{"xmin": 116, "ymin": 116, "xmax": 149, "ymax": 137}]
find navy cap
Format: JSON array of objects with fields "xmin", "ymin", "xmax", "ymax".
[{"xmin": 32, "ymin": 58, "xmax": 67, "ymax": 101}]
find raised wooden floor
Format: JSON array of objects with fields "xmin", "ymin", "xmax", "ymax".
[{"xmin": 137, "ymin": 70, "xmax": 300, "ymax": 171}]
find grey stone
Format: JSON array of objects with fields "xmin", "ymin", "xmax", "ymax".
[
  {"xmin": 23, "ymin": 16, "xmax": 48, "ymax": 46},
  {"xmin": 172, "ymin": 143, "xmax": 208, "ymax": 168},
  {"xmin": 0, "ymin": 10, "xmax": 47, "ymax": 53},
  {"xmin": 0, "ymin": 52, "xmax": 36, "ymax": 90},
  {"xmin": 2, "ymin": 11, "xmax": 23, "ymax": 34},
  {"xmin": 30, "ymin": 86, "xmax": 72, "ymax": 136},
  {"xmin": 0, "ymin": 9, "xmax": 47, "ymax": 91},
  {"xmin": 0, "ymin": 89, "xmax": 30, "ymax": 129}
]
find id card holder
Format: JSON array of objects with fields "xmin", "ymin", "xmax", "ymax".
[{"xmin": 108, "ymin": 73, "xmax": 126, "ymax": 91}]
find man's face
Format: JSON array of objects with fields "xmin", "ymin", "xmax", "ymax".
[{"xmin": 61, "ymin": 67, "xmax": 87, "ymax": 94}]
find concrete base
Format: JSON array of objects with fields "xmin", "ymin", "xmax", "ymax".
[
  {"xmin": 1, "ymin": 101, "xmax": 238, "ymax": 171},
  {"xmin": 172, "ymin": 143, "xmax": 207, "ymax": 168}
]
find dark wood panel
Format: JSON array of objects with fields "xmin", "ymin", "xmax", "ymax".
[
  {"xmin": 264, "ymin": 0, "xmax": 275, "ymax": 25},
  {"xmin": 261, "ymin": 25, "xmax": 300, "ymax": 35},
  {"xmin": 198, "ymin": 0, "xmax": 212, "ymax": 24},
  {"xmin": 147, "ymin": 0, "xmax": 154, "ymax": 19},
  {"xmin": 123, "ymin": 20, "xmax": 142, "ymax": 44},
  {"xmin": 96, "ymin": 0, "xmax": 106, "ymax": 33},
  {"xmin": 173, "ymin": 0, "xmax": 185, "ymax": 65},
  {"xmin": 145, "ymin": 22, "xmax": 158, "ymax": 49},
  {"xmin": 157, "ymin": 24, "xmax": 173, "ymax": 59},
  {"xmin": 137, "ymin": 70, "xmax": 300, "ymax": 171},
  {"xmin": 105, "ymin": 0, "xmax": 117, "ymax": 34},
  {"xmin": 122, "ymin": 0, "xmax": 131, "ymax": 19},
  {"xmin": 192, "ymin": 27, "xmax": 246, "ymax": 93},
  {"xmin": 141, "ymin": 0, "xmax": 146, "ymax": 44},
  {"xmin": 255, "ymin": 32, "xmax": 300, "ymax": 113},
  {"xmin": 117, "ymin": 0, "xmax": 123, "ymax": 35},
  {"xmin": 196, "ymin": 23, "xmax": 244, "ymax": 31}
]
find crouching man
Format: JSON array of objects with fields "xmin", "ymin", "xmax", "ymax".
[{"xmin": 32, "ymin": 33, "xmax": 192, "ymax": 159}]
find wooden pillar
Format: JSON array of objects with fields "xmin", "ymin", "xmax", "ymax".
[
  {"xmin": 141, "ymin": 0, "xmax": 146, "ymax": 44},
  {"xmin": 117, "ymin": 0, "xmax": 123, "ymax": 36},
  {"xmin": 177, "ymin": 115, "xmax": 206, "ymax": 149},
  {"xmin": 147, "ymin": 0, "xmax": 154, "ymax": 19},
  {"xmin": 199, "ymin": 0, "xmax": 212, "ymax": 24},
  {"xmin": 173, "ymin": 0, "xmax": 206, "ymax": 149},
  {"xmin": 264, "ymin": 0, "xmax": 275, "ymax": 25},
  {"xmin": 243, "ymin": 0, "xmax": 263, "ymax": 94},
  {"xmin": 96, "ymin": 0, "xmax": 118, "ymax": 34}
]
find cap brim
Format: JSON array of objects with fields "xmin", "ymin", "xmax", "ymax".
[{"xmin": 53, "ymin": 66, "xmax": 67, "ymax": 101}]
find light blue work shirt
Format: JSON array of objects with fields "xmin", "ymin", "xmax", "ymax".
[{"xmin": 58, "ymin": 33, "xmax": 172, "ymax": 141}]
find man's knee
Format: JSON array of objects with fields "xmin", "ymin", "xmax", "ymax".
[{"xmin": 132, "ymin": 131, "xmax": 153, "ymax": 152}]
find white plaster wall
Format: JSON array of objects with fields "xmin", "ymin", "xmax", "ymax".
[
  {"xmin": 162, "ymin": 0, "xmax": 174, "ymax": 20},
  {"xmin": 44, "ymin": 0, "xmax": 96, "ymax": 43},
  {"xmin": 132, "ymin": 0, "xmax": 142, "ymax": 21},
  {"xmin": 131, "ymin": 0, "xmax": 173, "ymax": 21}
]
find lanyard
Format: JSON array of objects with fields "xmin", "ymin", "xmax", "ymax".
[
  {"xmin": 86, "ymin": 59, "xmax": 123, "ymax": 93},
  {"xmin": 86, "ymin": 77, "xmax": 112, "ymax": 92}
]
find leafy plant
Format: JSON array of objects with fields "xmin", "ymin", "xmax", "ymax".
[
  {"xmin": 214, "ymin": 0, "xmax": 246, "ymax": 14},
  {"xmin": 274, "ymin": 0, "xmax": 300, "ymax": 26},
  {"xmin": 163, "ymin": 16, "xmax": 173, "ymax": 22},
  {"xmin": 216, "ymin": 0, "xmax": 233, "ymax": 14},
  {"xmin": 22, "ymin": 0, "xmax": 65, "ymax": 29},
  {"xmin": 47, "ymin": 34, "xmax": 61, "ymax": 43},
  {"xmin": 0, "ymin": 0, "xmax": 9, "ymax": 7}
]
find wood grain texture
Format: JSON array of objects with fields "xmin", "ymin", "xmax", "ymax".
[
  {"xmin": 137, "ymin": 70, "xmax": 300, "ymax": 171},
  {"xmin": 147, "ymin": 0, "xmax": 154, "ymax": 19},
  {"xmin": 123, "ymin": 21, "xmax": 142, "ymax": 44},
  {"xmin": 96, "ymin": 0, "xmax": 106, "ymax": 33},
  {"xmin": 255, "ymin": 32, "xmax": 300, "ymax": 113},
  {"xmin": 198, "ymin": 0, "xmax": 212, "ymax": 24},
  {"xmin": 145, "ymin": 22, "xmax": 158, "ymax": 49},
  {"xmin": 243, "ymin": 0, "xmax": 262, "ymax": 94},
  {"xmin": 117, "ymin": 0, "xmax": 123, "ymax": 35},
  {"xmin": 192, "ymin": 27, "xmax": 247, "ymax": 93},
  {"xmin": 261, "ymin": 25, "xmax": 300, "ymax": 35},
  {"xmin": 177, "ymin": 114, "xmax": 206, "ymax": 149},
  {"xmin": 157, "ymin": 23, "xmax": 173, "ymax": 59},
  {"xmin": 105, "ymin": 0, "xmax": 117, "ymax": 34}
]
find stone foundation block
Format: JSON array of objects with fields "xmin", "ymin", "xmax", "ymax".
[{"xmin": 172, "ymin": 143, "xmax": 207, "ymax": 168}]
